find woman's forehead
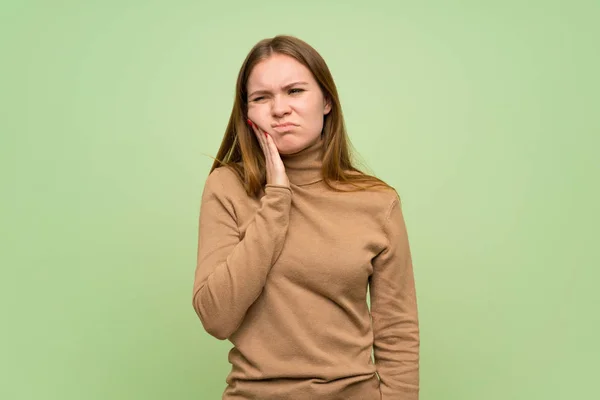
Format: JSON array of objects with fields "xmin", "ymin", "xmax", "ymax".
[{"xmin": 248, "ymin": 55, "xmax": 315, "ymax": 89}]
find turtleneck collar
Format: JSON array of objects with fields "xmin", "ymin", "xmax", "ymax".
[{"xmin": 280, "ymin": 137, "xmax": 324, "ymax": 186}]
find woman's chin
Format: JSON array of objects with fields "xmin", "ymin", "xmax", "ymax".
[
  {"xmin": 272, "ymin": 136, "xmax": 300, "ymax": 155},
  {"xmin": 277, "ymin": 144, "xmax": 306, "ymax": 156},
  {"xmin": 277, "ymin": 148, "xmax": 295, "ymax": 156}
]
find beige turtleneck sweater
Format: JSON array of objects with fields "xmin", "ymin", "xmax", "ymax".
[{"xmin": 193, "ymin": 137, "xmax": 419, "ymax": 399}]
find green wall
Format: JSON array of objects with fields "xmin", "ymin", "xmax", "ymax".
[{"xmin": 2, "ymin": 1, "xmax": 598, "ymax": 399}]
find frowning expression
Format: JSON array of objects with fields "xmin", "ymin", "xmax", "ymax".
[{"xmin": 246, "ymin": 53, "xmax": 331, "ymax": 155}]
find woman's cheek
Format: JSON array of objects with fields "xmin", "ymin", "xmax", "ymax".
[
  {"xmin": 247, "ymin": 106, "xmax": 266, "ymax": 127},
  {"xmin": 246, "ymin": 106, "xmax": 257, "ymax": 121}
]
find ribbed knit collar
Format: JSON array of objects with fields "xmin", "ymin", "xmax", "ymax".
[{"xmin": 280, "ymin": 137, "xmax": 325, "ymax": 186}]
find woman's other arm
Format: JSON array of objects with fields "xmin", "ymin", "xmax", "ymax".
[{"xmin": 370, "ymin": 195, "xmax": 420, "ymax": 399}]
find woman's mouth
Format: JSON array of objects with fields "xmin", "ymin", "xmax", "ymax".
[{"xmin": 272, "ymin": 123, "xmax": 297, "ymax": 132}]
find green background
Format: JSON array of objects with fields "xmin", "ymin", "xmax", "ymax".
[{"xmin": 2, "ymin": 1, "xmax": 598, "ymax": 399}]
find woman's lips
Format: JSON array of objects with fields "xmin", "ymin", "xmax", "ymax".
[{"xmin": 272, "ymin": 123, "xmax": 297, "ymax": 132}]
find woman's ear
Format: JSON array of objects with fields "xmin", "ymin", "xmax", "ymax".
[{"xmin": 324, "ymin": 97, "xmax": 332, "ymax": 115}]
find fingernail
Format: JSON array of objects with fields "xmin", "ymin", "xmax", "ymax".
[{"xmin": 246, "ymin": 119, "xmax": 253, "ymax": 127}]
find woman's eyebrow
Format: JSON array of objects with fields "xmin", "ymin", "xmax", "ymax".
[{"xmin": 248, "ymin": 81, "xmax": 309, "ymax": 98}]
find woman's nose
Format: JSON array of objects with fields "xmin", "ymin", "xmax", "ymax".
[{"xmin": 271, "ymin": 95, "xmax": 291, "ymax": 117}]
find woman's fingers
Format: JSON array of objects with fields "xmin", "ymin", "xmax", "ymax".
[{"xmin": 264, "ymin": 131, "xmax": 279, "ymax": 160}]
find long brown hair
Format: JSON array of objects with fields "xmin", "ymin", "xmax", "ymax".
[{"xmin": 208, "ymin": 35, "xmax": 394, "ymax": 199}]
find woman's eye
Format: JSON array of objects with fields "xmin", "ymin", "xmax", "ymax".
[{"xmin": 251, "ymin": 89, "xmax": 303, "ymax": 102}]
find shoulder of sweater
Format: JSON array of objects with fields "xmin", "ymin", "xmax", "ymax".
[
  {"xmin": 356, "ymin": 180, "xmax": 401, "ymax": 223},
  {"xmin": 340, "ymin": 182, "xmax": 401, "ymax": 226},
  {"xmin": 377, "ymin": 186, "xmax": 402, "ymax": 222},
  {"xmin": 203, "ymin": 165, "xmax": 244, "ymax": 196}
]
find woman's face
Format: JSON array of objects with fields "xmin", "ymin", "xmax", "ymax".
[{"xmin": 246, "ymin": 53, "xmax": 331, "ymax": 155}]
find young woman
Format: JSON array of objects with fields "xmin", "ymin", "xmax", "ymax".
[{"xmin": 193, "ymin": 35, "xmax": 419, "ymax": 400}]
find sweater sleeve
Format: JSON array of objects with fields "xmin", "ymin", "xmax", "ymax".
[
  {"xmin": 192, "ymin": 168, "xmax": 293, "ymax": 340},
  {"xmin": 370, "ymin": 196, "xmax": 420, "ymax": 399}
]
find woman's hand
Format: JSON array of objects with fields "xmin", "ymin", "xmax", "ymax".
[{"xmin": 247, "ymin": 119, "xmax": 290, "ymax": 188}]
